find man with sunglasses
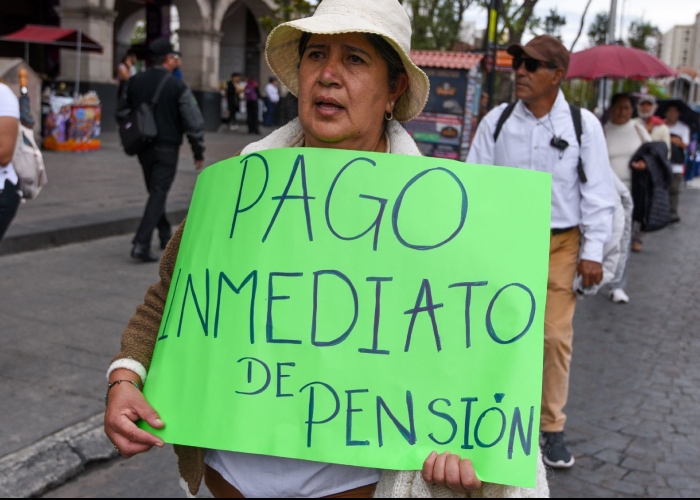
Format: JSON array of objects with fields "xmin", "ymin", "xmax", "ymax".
[{"xmin": 467, "ymin": 35, "xmax": 616, "ymax": 470}]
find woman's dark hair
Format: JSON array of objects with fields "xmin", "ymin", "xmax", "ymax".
[
  {"xmin": 122, "ymin": 51, "xmax": 136, "ymax": 64},
  {"xmin": 298, "ymin": 32, "xmax": 406, "ymax": 93},
  {"xmin": 610, "ymin": 93, "xmax": 633, "ymax": 108}
]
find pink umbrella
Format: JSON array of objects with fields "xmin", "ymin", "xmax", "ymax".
[{"xmin": 567, "ymin": 44, "xmax": 677, "ymax": 81}]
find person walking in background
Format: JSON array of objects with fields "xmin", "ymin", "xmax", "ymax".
[
  {"xmin": 0, "ymin": 80, "xmax": 20, "ymax": 242},
  {"xmin": 665, "ymin": 103, "xmax": 690, "ymax": 224},
  {"xmin": 226, "ymin": 73, "xmax": 242, "ymax": 130},
  {"xmin": 118, "ymin": 38, "xmax": 205, "ymax": 263},
  {"xmin": 117, "ymin": 50, "xmax": 137, "ymax": 99},
  {"xmin": 630, "ymin": 95, "xmax": 671, "ymax": 253},
  {"xmin": 467, "ymin": 35, "xmax": 616, "ymax": 470},
  {"xmin": 244, "ymin": 77, "xmax": 260, "ymax": 134},
  {"xmin": 635, "ymin": 95, "xmax": 670, "ymax": 156},
  {"xmin": 604, "ymin": 93, "xmax": 651, "ymax": 302},
  {"xmin": 263, "ymin": 76, "xmax": 280, "ymax": 127}
]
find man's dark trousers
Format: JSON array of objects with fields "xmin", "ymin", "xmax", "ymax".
[
  {"xmin": 134, "ymin": 143, "xmax": 179, "ymax": 248},
  {"xmin": 0, "ymin": 179, "xmax": 20, "ymax": 241}
]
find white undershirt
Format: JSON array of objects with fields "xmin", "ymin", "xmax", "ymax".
[
  {"xmin": 0, "ymin": 83, "xmax": 19, "ymax": 187},
  {"xmin": 205, "ymin": 450, "xmax": 380, "ymax": 498}
]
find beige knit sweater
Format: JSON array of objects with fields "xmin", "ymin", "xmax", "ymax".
[{"xmin": 108, "ymin": 119, "xmax": 550, "ymax": 498}]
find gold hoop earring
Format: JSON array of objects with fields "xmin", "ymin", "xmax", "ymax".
[{"xmin": 385, "ymin": 111, "xmax": 393, "ymax": 121}]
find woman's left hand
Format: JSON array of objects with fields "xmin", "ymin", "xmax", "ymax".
[{"xmin": 422, "ymin": 451, "xmax": 482, "ymax": 493}]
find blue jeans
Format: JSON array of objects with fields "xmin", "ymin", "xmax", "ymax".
[{"xmin": 264, "ymin": 101, "xmax": 277, "ymax": 127}]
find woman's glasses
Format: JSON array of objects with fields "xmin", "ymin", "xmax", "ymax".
[{"xmin": 512, "ymin": 56, "xmax": 558, "ymax": 73}]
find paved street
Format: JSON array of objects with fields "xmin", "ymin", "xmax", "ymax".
[
  {"xmin": 1, "ymin": 129, "xmax": 700, "ymax": 496},
  {"xmin": 0, "ymin": 128, "xmax": 262, "ymax": 256}
]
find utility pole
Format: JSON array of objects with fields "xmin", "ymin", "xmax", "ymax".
[
  {"xmin": 599, "ymin": 0, "xmax": 618, "ymax": 114},
  {"xmin": 484, "ymin": 0, "xmax": 500, "ymax": 109},
  {"xmin": 607, "ymin": 0, "xmax": 618, "ymax": 44}
]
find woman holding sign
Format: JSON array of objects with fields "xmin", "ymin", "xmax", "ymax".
[{"xmin": 104, "ymin": 0, "xmax": 549, "ymax": 497}]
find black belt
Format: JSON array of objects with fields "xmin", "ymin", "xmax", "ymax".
[{"xmin": 551, "ymin": 226, "xmax": 577, "ymax": 236}]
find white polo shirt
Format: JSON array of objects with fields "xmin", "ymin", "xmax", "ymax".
[{"xmin": 0, "ymin": 83, "xmax": 19, "ymax": 188}]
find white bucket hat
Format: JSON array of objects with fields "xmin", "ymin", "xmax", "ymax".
[{"xmin": 265, "ymin": 0, "xmax": 430, "ymax": 123}]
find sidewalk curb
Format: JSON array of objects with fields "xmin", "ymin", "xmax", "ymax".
[
  {"xmin": 0, "ymin": 209, "xmax": 188, "ymax": 257},
  {"xmin": 0, "ymin": 413, "xmax": 116, "ymax": 498}
]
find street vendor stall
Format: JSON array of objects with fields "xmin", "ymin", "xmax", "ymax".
[
  {"xmin": 43, "ymin": 92, "xmax": 102, "ymax": 151},
  {"xmin": 405, "ymin": 51, "xmax": 483, "ymax": 161},
  {"xmin": 0, "ymin": 25, "xmax": 104, "ymax": 152}
]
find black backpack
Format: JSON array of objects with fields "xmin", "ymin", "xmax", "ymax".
[
  {"xmin": 493, "ymin": 101, "xmax": 588, "ymax": 184},
  {"xmin": 118, "ymin": 73, "xmax": 171, "ymax": 156}
]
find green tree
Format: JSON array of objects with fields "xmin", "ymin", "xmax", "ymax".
[
  {"xmin": 260, "ymin": 0, "xmax": 317, "ymax": 32},
  {"xmin": 478, "ymin": 0, "xmax": 541, "ymax": 45},
  {"xmin": 402, "ymin": 0, "xmax": 475, "ymax": 51},
  {"xmin": 131, "ymin": 20, "xmax": 146, "ymax": 45},
  {"xmin": 530, "ymin": 7, "xmax": 566, "ymax": 40},
  {"xmin": 587, "ymin": 11, "xmax": 608, "ymax": 47},
  {"xmin": 627, "ymin": 20, "xmax": 659, "ymax": 52}
]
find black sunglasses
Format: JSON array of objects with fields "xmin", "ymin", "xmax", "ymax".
[{"xmin": 512, "ymin": 56, "xmax": 558, "ymax": 72}]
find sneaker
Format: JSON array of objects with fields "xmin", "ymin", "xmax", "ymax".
[
  {"xmin": 609, "ymin": 288, "xmax": 630, "ymax": 304},
  {"xmin": 670, "ymin": 214, "xmax": 681, "ymax": 224},
  {"xmin": 541, "ymin": 432, "xmax": 575, "ymax": 468}
]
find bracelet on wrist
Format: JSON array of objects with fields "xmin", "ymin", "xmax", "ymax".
[{"xmin": 104, "ymin": 379, "xmax": 142, "ymax": 406}]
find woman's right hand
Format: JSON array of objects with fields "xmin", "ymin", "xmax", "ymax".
[
  {"xmin": 631, "ymin": 160, "xmax": 647, "ymax": 170},
  {"xmin": 104, "ymin": 369, "xmax": 165, "ymax": 458}
]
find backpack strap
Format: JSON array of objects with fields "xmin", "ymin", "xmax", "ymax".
[
  {"xmin": 151, "ymin": 73, "xmax": 172, "ymax": 108},
  {"xmin": 569, "ymin": 103, "xmax": 587, "ymax": 184},
  {"xmin": 492, "ymin": 102, "xmax": 518, "ymax": 143},
  {"xmin": 492, "ymin": 100, "xmax": 589, "ymax": 184}
]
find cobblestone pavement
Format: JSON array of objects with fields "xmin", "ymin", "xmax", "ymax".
[
  {"xmin": 8, "ymin": 188, "xmax": 699, "ymax": 497},
  {"xmin": 549, "ymin": 186, "xmax": 700, "ymax": 498}
]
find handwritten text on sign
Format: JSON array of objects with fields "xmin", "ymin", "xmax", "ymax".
[{"xmin": 141, "ymin": 148, "xmax": 552, "ymax": 488}]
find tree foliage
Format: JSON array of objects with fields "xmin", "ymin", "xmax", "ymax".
[
  {"xmin": 530, "ymin": 7, "xmax": 566, "ymax": 40},
  {"xmin": 131, "ymin": 20, "xmax": 146, "ymax": 45},
  {"xmin": 477, "ymin": 0, "xmax": 540, "ymax": 46},
  {"xmin": 402, "ymin": 0, "xmax": 475, "ymax": 51},
  {"xmin": 587, "ymin": 11, "xmax": 608, "ymax": 47},
  {"xmin": 627, "ymin": 20, "xmax": 660, "ymax": 52},
  {"xmin": 259, "ymin": 0, "xmax": 316, "ymax": 33}
]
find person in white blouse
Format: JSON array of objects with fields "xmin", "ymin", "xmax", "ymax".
[
  {"xmin": 603, "ymin": 93, "xmax": 651, "ymax": 303},
  {"xmin": 467, "ymin": 35, "xmax": 616, "ymax": 470},
  {"xmin": 0, "ymin": 81, "xmax": 20, "ymax": 241}
]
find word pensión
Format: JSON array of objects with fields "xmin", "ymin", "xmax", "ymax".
[{"xmin": 233, "ymin": 356, "xmax": 536, "ymax": 460}]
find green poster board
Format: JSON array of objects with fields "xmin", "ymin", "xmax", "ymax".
[{"xmin": 141, "ymin": 147, "xmax": 552, "ymax": 488}]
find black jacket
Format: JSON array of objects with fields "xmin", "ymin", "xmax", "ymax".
[
  {"xmin": 118, "ymin": 67, "xmax": 205, "ymax": 160},
  {"xmin": 631, "ymin": 141, "xmax": 672, "ymax": 232}
]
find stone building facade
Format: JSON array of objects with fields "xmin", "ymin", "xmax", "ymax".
[{"xmin": 0, "ymin": 0, "xmax": 276, "ymax": 130}]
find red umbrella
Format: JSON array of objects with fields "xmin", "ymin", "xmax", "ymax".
[{"xmin": 566, "ymin": 44, "xmax": 677, "ymax": 81}]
